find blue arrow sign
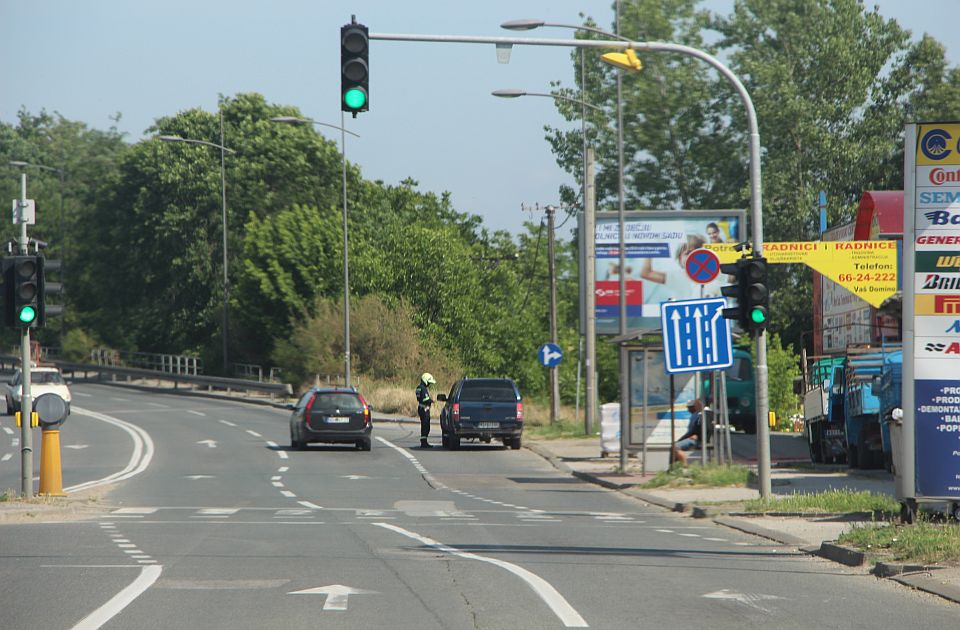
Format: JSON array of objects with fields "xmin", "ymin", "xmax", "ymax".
[
  {"xmin": 538, "ymin": 343, "xmax": 564, "ymax": 368},
  {"xmin": 660, "ymin": 298, "xmax": 734, "ymax": 374}
]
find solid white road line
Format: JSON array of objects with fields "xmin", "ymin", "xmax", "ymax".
[
  {"xmin": 297, "ymin": 500, "xmax": 322, "ymax": 509},
  {"xmin": 246, "ymin": 429, "xmax": 262, "ymax": 438},
  {"xmin": 71, "ymin": 565, "xmax": 162, "ymax": 630},
  {"xmin": 374, "ymin": 523, "xmax": 588, "ymax": 628},
  {"xmin": 65, "ymin": 408, "xmax": 155, "ymax": 494},
  {"xmin": 187, "ymin": 410, "xmax": 206, "ymax": 417},
  {"xmin": 218, "ymin": 419, "xmax": 237, "ymax": 427}
]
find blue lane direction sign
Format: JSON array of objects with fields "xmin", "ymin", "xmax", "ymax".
[
  {"xmin": 538, "ymin": 343, "xmax": 564, "ymax": 368},
  {"xmin": 660, "ymin": 297, "xmax": 734, "ymax": 374},
  {"xmin": 685, "ymin": 248, "xmax": 721, "ymax": 284}
]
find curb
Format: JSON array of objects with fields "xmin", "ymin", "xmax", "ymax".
[
  {"xmin": 818, "ymin": 542, "xmax": 867, "ymax": 566},
  {"xmin": 712, "ymin": 515, "xmax": 808, "ymax": 547}
]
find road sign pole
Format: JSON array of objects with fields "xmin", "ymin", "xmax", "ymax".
[
  {"xmin": 546, "ymin": 204, "xmax": 560, "ymax": 425},
  {"xmin": 15, "ymin": 170, "xmax": 33, "ymax": 498}
]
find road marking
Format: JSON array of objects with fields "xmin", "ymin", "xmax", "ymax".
[
  {"xmin": 113, "ymin": 539, "xmax": 130, "ymax": 543},
  {"xmin": 65, "ymin": 444, "xmax": 90, "ymax": 450},
  {"xmin": 374, "ymin": 523, "xmax": 588, "ymax": 627},
  {"xmin": 74, "ymin": 392, "xmax": 92, "ymax": 397},
  {"xmin": 219, "ymin": 419, "xmax": 237, "ymax": 427},
  {"xmin": 71, "ymin": 565, "xmax": 162, "ymax": 630},
  {"xmin": 288, "ymin": 584, "xmax": 378, "ymax": 611},
  {"xmin": 278, "ymin": 466, "xmax": 289, "ymax": 473},
  {"xmin": 655, "ymin": 529, "xmax": 674, "ymax": 534},
  {"xmin": 110, "ymin": 508, "xmax": 158, "ymax": 515},
  {"xmin": 298, "ymin": 500, "xmax": 322, "ymax": 509},
  {"xmin": 117, "ymin": 544, "xmax": 137, "ymax": 548},
  {"xmin": 246, "ymin": 429, "xmax": 262, "ymax": 438},
  {"xmin": 110, "ymin": 398, "xmax": 130, "ymax": 402},
  {"xmin": 147, "ymin": 402, "xmax": 167, "ymax": 408},
  {"xmin": 341, "ymin": 475, "xmax": 369, "ymax": 480},
  {"xmin": 703, "ymin": 537, "xmax": 727, "ymax": 542},
  {"xmin": 197, "ymin": 508, "xmax": 238, "ymax": 516},
  {"xmin": 271, "ymin": 475, "xmax": 282, "ymax": 481},
  {"xmin": 266, "ymin": 440, "xmax": 279, "ymax": 448},
  {"xmin": 1, "ymin": 453, "xmax": 11, "ymax": 462},
  {"xmin": 2, "ymin": 426, "xmax": 13, "ymax": 435},
  {"xmin": 281, "ymin": 490, "xmax": 296, "ymax": 498},
  {"xmin": 185, "ymin": 475, "xmax": 214, "ymax": 480},
  {"xmin": 187, "ymin": 410, "xmax": 206, "ymax": 417},
  {"xmin": 65, "ymin": 407, "xmax": 154, "ymax": 494},
  {"xmin": 277, "ymin": 450, "xmax": 289, "ymax": 460},
  {"xmin": 196, "ymin": 440, "xmax": 217, "ymax": 448},
  {"xmin": 272, "ymin": 481, "xmax": 285, "ymax": 487}
]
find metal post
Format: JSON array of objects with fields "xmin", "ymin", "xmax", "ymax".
[
  {"xmin": 641, "ymin": 348, "xmax": 648, "ymax": 476},
  {"xmin": 615, "ymin": 1, "xmax": 630, "ymax": 474},
  {"xmin": 219, "ymin": 110, "xmax": 230, "ymax": 374},
  {"xmin": 575, "ymin": 336, "xmax": 582, "ymax": 427},
  {"xmin": 546, "ymin": 204, "xmax": 559, "ymax": 424},
  {"xmin": 584, "ymin": 147, "xmax": 597, "ymax": 436},
  {"xmin": 341, "ymin": 111, "xmax": 351, "ymax": 388},
  {"xmin": 17, "ymin": 171, "xmax": 33, "ymax": 497}
]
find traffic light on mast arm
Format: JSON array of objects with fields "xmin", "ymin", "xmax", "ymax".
[{"xmin": 341, "ymin": 18, "xmax": 369, "ymax": 116}]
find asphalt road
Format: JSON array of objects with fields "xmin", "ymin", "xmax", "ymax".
[{"xmin": 1, "ymin": 383, "xmax": 957, "ymax": 629}]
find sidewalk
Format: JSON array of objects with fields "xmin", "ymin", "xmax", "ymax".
[{"xmin": 525, "ymin": 437, "xmax": 960, "ymax": 606}]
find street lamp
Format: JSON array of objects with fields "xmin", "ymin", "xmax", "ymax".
[
  {"xmin": 491, "ymin": 88, "xmax": 604, "ymax": 434},
  {"xmin": 158, "ymin": 114, "xmax": 235, "ymax": 374},
  {"xmin": 270, "ymin": 115, "xmax": 360, "ymax": 387}
]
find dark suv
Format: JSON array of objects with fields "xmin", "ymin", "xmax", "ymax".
[
  {"xmin": 288, "ymin": 387, "xmax": 372, "ymax": 451},
  {"xmin": 438, "ymin": 378, "xmax": 523, "ymax": 449}
]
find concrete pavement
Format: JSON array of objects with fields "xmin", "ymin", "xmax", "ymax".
[{"xmin": 525, "ymin": 436, "xmax": 960, "ymax": 607}]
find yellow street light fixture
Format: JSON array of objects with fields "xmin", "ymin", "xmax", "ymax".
[{"xmin": 600, "ymin": 48, "xmax": 642, "ymax": 71}]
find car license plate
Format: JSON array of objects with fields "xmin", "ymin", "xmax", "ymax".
[
  {"xmin": 477, "ymin": 422, "xmax": 499, "ymax": 429},
  {"xmin": 325, "ymin": 416, "xmax": 350, "ymax": 424}
]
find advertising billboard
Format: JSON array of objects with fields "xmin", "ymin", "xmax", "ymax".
[{"xmin": 588, "ymin": 210, "xmax": 745, "ymax": 335}]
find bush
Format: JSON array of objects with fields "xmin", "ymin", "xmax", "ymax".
[{"xmin": 61, "ymin": 328, "xmax": 100, "ymax": 362}]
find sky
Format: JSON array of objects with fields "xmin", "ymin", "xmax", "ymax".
[{"xmin": 2, "ymin": 1, "xmax": 958, "ymax": 237}]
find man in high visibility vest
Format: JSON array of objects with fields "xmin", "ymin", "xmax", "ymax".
[{"xmin": 416, "ymin": 373, "xmax": 436, "ymax": 448}]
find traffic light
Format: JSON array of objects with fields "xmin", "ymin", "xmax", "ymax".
[
  {"xmin": 720, "ymin": 258, "xmax": 746, "ymax": 328},
  {"xmin": 4, "ymin": 256, "xmax": 42, "ymax": 328},
  {"xmin": 38, "ymin": 257, "xmax": 63, "ymax": 328},
  {"xmin": 341, "ymin": 19, "xmax": 369, "ymax": 115},
  {"xmin": 741, "ymin": 256, "xmax": 769, "ymax": 333}
]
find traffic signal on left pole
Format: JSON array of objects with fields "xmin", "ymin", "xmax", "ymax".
[
  {"xmin": 341, "ymin": 18, "xmax": 369, "ymax": 115},
  {"xmin": 4, "ymin": 256, "xmax": 42, "ymax": 328}
]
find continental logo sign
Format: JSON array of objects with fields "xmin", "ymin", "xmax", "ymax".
[
  {"xmin": 915, "ymin": 294, "xmax": 960, "ymax": 315},
  {"xmin": 916, "ymin": 251, "xmax": 960, "ymax": 272},
  {"xmin": 917, "ymin": 123, "xmax": 960, "ymax": 166}
]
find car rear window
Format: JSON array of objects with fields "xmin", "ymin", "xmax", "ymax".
[
  {"xmin": 311, "ymin": 393, "xmax": 363, "ymax": 413},
  {"xmin": 458, "ymin": 380, "xmax": 517, "ymax": 402},
  {"xmin": 32, "ymin": 371, "xmax": 64, "ymax": 385}
]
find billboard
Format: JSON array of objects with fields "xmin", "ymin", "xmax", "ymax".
[{"xmin": 585, "ymin": 210, "xmax": 745, "ymax": 335}]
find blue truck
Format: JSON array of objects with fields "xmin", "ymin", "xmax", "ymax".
[{"xmin": 801, "ymin": 345, "xmax": 902, "ymax": 469}]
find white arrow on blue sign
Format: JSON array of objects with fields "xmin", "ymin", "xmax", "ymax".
[
  {"xmin": 538, "ymin": 343, "xmax": 564, "ymax": 368},
  {"xmin": 660, "ymin": 297, "xmax": 734, "ymax": 374}
]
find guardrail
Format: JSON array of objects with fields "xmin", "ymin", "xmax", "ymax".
[{"xmin": 0, "ymin": 354, "xmax": 293, "ymax": 401}]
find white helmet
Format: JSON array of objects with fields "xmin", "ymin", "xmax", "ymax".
[{"xmin": 421, "ymin": 372, "xmax": 436, "ymax": 385}]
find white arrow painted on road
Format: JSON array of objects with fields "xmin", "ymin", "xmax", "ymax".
[
  {"xmin": 196, "ymin": 440, "xmax": 217, "ymax": 449},
  {"xmin": 288, "ymin": 584, "xmax": 378, "ymax": 611},
  {"xmin": 340, "ymin": 475, "xmax": 369, "ymax": 480},
  {"xmin": 703, "ymin": 589, "xmax": 784, "ymax": 612},
  {"xmin": 64, "ymin": 444, "xmax": 89, "ymax": 450}
]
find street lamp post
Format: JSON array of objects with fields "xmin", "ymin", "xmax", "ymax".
[
  {"xmin": 491, "ymin": 88, "xmax": 604, "ymax": 434},
  {"xmin": 270, "ymin": 116, "xmax": 361, "ymax": 387},
  {"xmin": 158, "ymin": 120, "xmax": 235, "ymax": 374}
]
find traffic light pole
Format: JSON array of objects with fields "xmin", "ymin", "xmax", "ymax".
[
  {"xmin": 16, "ymin": 171, "xmax": 33, "ymax": 498},
  {"xmin": 367, "ymin": 28, "xmax": 771, "ymax": 497}
]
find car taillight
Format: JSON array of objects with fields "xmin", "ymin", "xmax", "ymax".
[
  {"xmin": 516, "ymin": 402, "xmax": 523, "ymax": 422},
  {"xmin": 452, "ymin": 403, "xmax": 460, "ymax": 423},
  {"xmin": 304, "ymin": 393, "xmax": 317, "ymax": 429},
  {"xmin": 358, "ymin": 393, "xmax": 371, "ymax": 426}
]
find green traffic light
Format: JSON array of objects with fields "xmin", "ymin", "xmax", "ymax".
[
  {"xmin": 343, "ymin": 88, "xmax": 367, "ymax": 110},
  {"xmin": 17, "ymin": 305, "xmax": 36, "ymax": 324},
  {"xmin": 750, "ymin": 308, "xmax": 766, "ymax": 324}
]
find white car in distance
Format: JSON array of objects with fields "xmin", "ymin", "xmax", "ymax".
[{"xmin": 4, "ymin": 367, "xmax": 72, "ymax": 416}]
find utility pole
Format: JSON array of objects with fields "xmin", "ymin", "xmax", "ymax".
[
  {"xmin": 545, "ymin": 204, "xmax": 560, "ymax": 424},
  {"xmin": 584, "ymin": 148, "xmax": 597, "ymax": 435}
]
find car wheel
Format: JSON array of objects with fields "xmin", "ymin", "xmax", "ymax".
[
  {"xmin": 360, "ymin": 439, "xmax": 372, "ymax": 452},
  {"xmin": 441, "ymin": 432, "xmax": 449, "ymax": 448},
  {"xmin": 448, "ymin": 434, "xmax": 460, "ymax": 450},
  {"xmin": 509, "ymin": 436, "xmax": 522, "ymax": 450},
  {"xmin": 290, "ymin": 426, "xmax": 304, "ymax": 450},
  {"xmin": 4, "ymin": 398, "xmax": 11, "ymax": 416}
]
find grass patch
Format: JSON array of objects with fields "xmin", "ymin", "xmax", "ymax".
[
  {"xmin": 642, "ymin": 463, "xmax": 751, "ymax": 488},
  {"xmin": 0, "ymin": 488, "xmax": 13, "ymax": 502},
  {"xmin": 742, "ymin": 489, "xmax": 900, "ymax": 514},
  {"xmin": 838, "ymin": 517, "xmax": 960, "ymax": 566}
]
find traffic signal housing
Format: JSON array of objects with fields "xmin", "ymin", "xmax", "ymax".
[
  {"xmin": 39, "ymin": 257, "xmax": 63, "ymax": 327},
  {"xmin": 4, "ymin": 256, "xmax": 42, "ymax": 328},
  {"xmin": 742, "ymin": 256, "xmax": 769, "ymax": 333},
  {"xmin": 341, "ymin": 20, "xmax": 369, "ymax": 115},
  {"xmin": 720, "ymin": 258, "xmax": 747, "ymax": 328},
  {"xmin": 719, "ymin": 255, "xmax": 769, "ymax": 335}
]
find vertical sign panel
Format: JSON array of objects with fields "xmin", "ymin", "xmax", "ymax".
[{"xmin": 910, "ymin": 122, "xmax": 960, "ymax": 497}]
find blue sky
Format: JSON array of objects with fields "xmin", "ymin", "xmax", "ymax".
[{"xmin": 2, "ymin": 1, "xmax": 956, "ymax": 236}]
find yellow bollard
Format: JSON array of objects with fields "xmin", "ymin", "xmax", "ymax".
[{"xmin": 39, "ymin": 429, "xmax": 66, "ymax": 497}]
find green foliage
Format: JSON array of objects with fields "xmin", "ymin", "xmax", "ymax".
[
  {"xmin": 839, "ymin": 518, "xmax": 960, "ymax": 565},
  {"xmin": 61, "ymin": 328, "xmax": 100, "ymax": 362}
]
